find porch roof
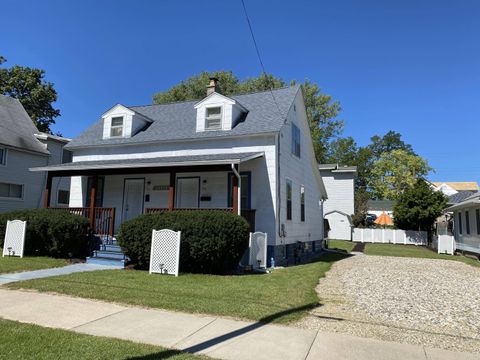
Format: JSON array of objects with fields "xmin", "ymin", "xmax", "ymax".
[{"xmin": 30, "ymin": 152, "xmax": 264, "ymax": 172}]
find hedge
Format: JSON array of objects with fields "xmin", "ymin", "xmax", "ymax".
[
  {"xmin": 118, "ymin": 210, "xmax": 250, "ymax": 274},
  {"xmin": 0, "ymin": 209, "xmax": 90, "ymax": 258}
]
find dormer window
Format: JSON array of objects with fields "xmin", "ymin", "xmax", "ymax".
[
  {"xmin": 205, "ymin": 106, "xmax": 222, "ymax": 130},
  {"xmin": 110, "ymin": 116, "xmax": 124, "ymax": 137}
]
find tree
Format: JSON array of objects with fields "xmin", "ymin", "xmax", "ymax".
[
  {"xmin": 326, "ymin": 137, "xmax": 357, "ymax": 166},
  {"xmin": 153, "ymin": 71, "xmax": 342, "ymax": 162},
  {"xmin": 394, "ymin": 179, "xmax": 447, "ymax": 232},
  {"xmin": 0, "ymin": 56, "xmax": 60, "ymax": 133},
  {"xmin": 352, "ymin": 188, "xmax": 370, "ymax": 227},
  {"xmin": 370, "ymin": 149, "xmax": 432, "ymax": 200}
]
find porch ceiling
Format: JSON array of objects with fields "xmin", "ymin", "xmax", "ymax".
[{"xmin": 30, "ymin": 152, "xmax": 264, "ymax": 174}]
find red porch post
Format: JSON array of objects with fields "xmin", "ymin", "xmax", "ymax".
[
  {"xmin": 168, "ymin": 171, "xmax": 176, "ymax": 210},
  {"xmin": 44, "ymin": 172, "xmax": 53, "ymax": 208},
  {"xmin": 232, "ymin": 173, "xmax": 239, "ymax": 216},
  {"xmin": 89, "ymin": 175, "xmax": 98, "ymax": 231}
]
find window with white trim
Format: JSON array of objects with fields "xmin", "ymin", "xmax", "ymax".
[
  {"xmin": 286, "ymin": 179, "xmax": 292, "ymax": 220},
  {"xmin": 0, "ymin": 148, "xmax": 6, "ymax": 165},
  {"xmin": 0, "ymin": 182, "xmax": 23, "ymax": 199},
  {"xmin": 300, "ymin": 185, "xmax": 305, "ymax": 222},
  {"xmin": 110, "ymin": 116, "xmax": 124, "ymax": 137},
  {"xmin": 291, "ymin": 123, "xmax": 301, "ymax": 157},
  {"xmin": 205, "ymin": 106, "xmax": 222, "ymax": 130},
  {"xmin": 57, "ymin": 189, "xmax": 70, "ymax": 205},
  {"xmin": 458, "ymin": 212, "xmax": 462, "ymax": 235}
]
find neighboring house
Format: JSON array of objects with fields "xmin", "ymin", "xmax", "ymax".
[
  {"xmin": 367, "ymin": 199, "xmax": 395, "ymax": 219},
  {"xmin": 0, "ymin": 95, "xmax": 70, "ymax": 212},
  {"xmin": 446, "ymin": 192, "xmax": 480, "ymax": 255},
  {"xmin": 31, "ymin": 80, "xmax": 328, "ymax": 265},
  {"xmin": 431, "ymin": 181, "xmax": 479, "ymax": 198},
  {"xmin": 319, "ymin": 164, "xmax": 356, "ymax": 240}
]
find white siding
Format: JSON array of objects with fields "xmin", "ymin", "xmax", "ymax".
[
  {"xmin": 0, "ymin": 148, "xmax": 48, "ymax": 212},
  {"xmin": 320, "ymin": 171, "xmax": 354, "ymax": 216},
  {"xmin": 69, "ymin": 135, "xmax": 278, "ymax": 241},
  {"xmin": 278, "ymin": 92, "xmax": 325, "ymax": 245},
  {"xmin": 453, "ymin": 206, "xmax": 480, "ymax": 254}
]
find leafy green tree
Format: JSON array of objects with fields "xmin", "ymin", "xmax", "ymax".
[
  {"xmin": 394, "ymin": 179, "xmax": 447, "ymax": 232},
  {"xmin": 0, "ymin": 56, "xmax": 60, "ymax": 133},
  {"xmin": 352, "ymin": 188, "xmax": 370, "ymax": 227},
  {"xmin": 153, "ymin": 71, "xmax": 342, "ymax": 162},
  {"xmin": 326, "ymin": 137, "xmax": 357, "ymax": 166},
  {"xmin": 370, "ymin": 149, "xmax": 432, "ymax": 200}
]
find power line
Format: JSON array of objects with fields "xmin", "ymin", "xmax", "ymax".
[{"xmin": 240, "ymin": 0, "xmax": 283, "ymax": 117}]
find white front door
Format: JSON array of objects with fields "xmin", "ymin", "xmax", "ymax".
[
  {"xmin": 176, "ymin": 177, "xmax": 199, "ymax": 208},
  {"xmin": 122, "ymin": 179, "xmax": 145, "ymax": 222}
]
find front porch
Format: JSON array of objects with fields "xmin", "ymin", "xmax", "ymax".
[{"xmin": 37, "ymin": 152, "xmax": 267, "ymax": 238}]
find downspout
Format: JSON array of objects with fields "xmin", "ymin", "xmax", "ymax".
[{"xmin": 231, "ymin": 163, "xmax": 241, "ymax": 215}]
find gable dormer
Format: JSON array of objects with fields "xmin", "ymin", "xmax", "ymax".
[
  {"xmin": 102, "ymin": 104, "xmax": 151, "ymax": 139},
  {"xmin": 194, "ymin": 78, "xmax": 247, "ymax": 132}
]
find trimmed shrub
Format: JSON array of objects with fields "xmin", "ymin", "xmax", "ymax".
[
  {"xmin": 118, "ymin": 210, "xmax": 250, "ymax": 274},
  {"xmin": 0, "ymin": 209, "xmax": 89, "ymax": 258}
]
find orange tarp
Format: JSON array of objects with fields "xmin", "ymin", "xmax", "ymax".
[{"xmin": 374, "ymin": 212, "xmax": 393, "ymax": 226}]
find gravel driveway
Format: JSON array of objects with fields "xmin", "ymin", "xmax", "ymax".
[{"xmin": 295, "ymin": 254, "xmax": 480, "ymax": 353}]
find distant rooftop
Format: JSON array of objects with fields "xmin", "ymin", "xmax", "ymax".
[{"xmin": 432, "ymin": 182, "xmax": 479, "ymax": 191}]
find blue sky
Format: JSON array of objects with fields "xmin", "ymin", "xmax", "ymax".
[{"xmin": 1, "ymin": 0, "xmax": 479, "ymax": 183}]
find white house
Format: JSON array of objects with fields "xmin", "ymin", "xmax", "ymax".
[
  {"xmin": 0, "ymin": 95, "xmax": 70, "ymax": 212},
  {"xmin": 447, "ymin": 192, "xmax": 480, "ymax": 256},
  {"xmin": 318, "ymin": 164, "xmax": 356, "ymax": 240},
  {"xmin": 31, "ymin": 80, "xmax": 328, "ymax": 266}
]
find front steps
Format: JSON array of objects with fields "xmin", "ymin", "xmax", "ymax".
[{"xmin": 86, "ymin": 236, "xmax": 128, "ymax": 268}]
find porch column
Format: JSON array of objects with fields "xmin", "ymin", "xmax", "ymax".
[
  {"xmin": 168, "ymin": 171, "xmax": 176, "ymax": 211},
  {"xmin": 89, "ymin": 175, "xmax": 98, "ymax": 231},
  {"xmin": 44, "ymin": 172, "xmax": 53, "ymax": 208},
  {"xmin": 232, "ymin": 163, "xmax": 241, "ymax": 216}
]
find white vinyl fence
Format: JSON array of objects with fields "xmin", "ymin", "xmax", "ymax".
[
  {"xmin": 352, "ymin": 228, "xmax": 427, "ymax": 245},
  {"xmin": 433, "ymin": 235, "xmax": 455, "ymax": 255}
]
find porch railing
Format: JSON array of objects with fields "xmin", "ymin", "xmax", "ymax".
[
  {"xmin": 145, "ymin": 208, "xmax": 256, "ymax": 232},
  {"xmin": 49, "ymin": 207, "xmax": 116, "ymax": 237}
]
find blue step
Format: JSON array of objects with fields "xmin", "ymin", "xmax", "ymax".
[
  {"xmin": 86, "ymin": 256, "xmax": 126, "ymax": 268},
  {"xmin": 103, "ymin": 244, "xmax": 122, "ymax": 252},
  {"xmin": 94, "ymin": 250, "xmax": 126, "ymax": 260}
]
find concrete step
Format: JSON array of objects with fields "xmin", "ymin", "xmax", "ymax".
[
  {"xmin": 94, "ymin": 250, "xmax": 126, "ymax": 260},
  {"xmin": 86, "ymin": 257, "xmax": 125, "ymax": 268},
  {"xmin": 102, "ymin": 244, "xmax": 123, "ymax": 252}
]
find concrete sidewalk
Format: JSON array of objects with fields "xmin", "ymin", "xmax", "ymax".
[
  {"xmin": 0, "ymin": 288, "xmax": 477, "ymax": 360},
  {"xmin": 0, "ymin": 263, "xmax": 118, "ymax": 285}
]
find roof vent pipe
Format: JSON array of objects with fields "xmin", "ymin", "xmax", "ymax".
[{"xmin": 207, "ymin": 77, "xmax": 219, "ymax": 96}]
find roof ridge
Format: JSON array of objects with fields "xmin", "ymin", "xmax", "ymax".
[{"xmin": 128, "ymin": 85, "xmax": 299, "ymax": 109}]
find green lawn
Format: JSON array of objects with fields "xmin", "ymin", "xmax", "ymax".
[
  {"xmin": 0, "ymin": 319, "xmax": 207, "ymax": 360},
  {"xmin": 327, "ymin": 239, "xmax": 356, "ymax": 253},
  {"xmin": 0, "ymin": 255, "xmax": 67, "ymax": 274},
  {"xmin": 363, "ymin": 243, "xmax": 480, "ymax": 267},
  {"xmin": 8, "ymin": 252, "xmax": 347, "ymax": 324}
]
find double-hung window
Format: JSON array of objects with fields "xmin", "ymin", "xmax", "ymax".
[
  {"xmin": 286, "ymin": 180, "xmax": 292, "ymax": 220},
  {"xmin": 458, "ymin": 212, "xmax": 463, "ymax": 235},
  {"xmin": 205, "ymin": 106, "xmax": 222, "ymax": 130},
  {"xmin": 0, "ymin": 148, "xmax": 6, "ymax": 165},
  {"xmin": 291, "ymin": 124, "xmax": 301, "ymax": 157},
  {"xmin": 0, "ymin": 182, "xmax": 23, "ymax": 199},
  {"xmin": 466, "ymin": 211, "xmax": 470, "ymax": 234},
  {"xmin": 110, "ymin": 116, "xmax": 124, "ymax": 137},
  {"xmin": 300, "ymin": 185, "xmax": 305, "ymax": 222},
  {"xmin": 476, "ymin": 209, "xmax": 480, "ymax": 235}
]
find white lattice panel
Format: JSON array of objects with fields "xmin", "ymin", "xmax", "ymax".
[
  {"xmin": 149, "ymin": 229, "xmax": 181, "ymax": 276},
  {"xmin": 249, "ymin": 232, "xmax": 267, "ymax": 269},
  {"xmin": 3, "ymin": 220, "xmax": 26, "ymax": 258}
]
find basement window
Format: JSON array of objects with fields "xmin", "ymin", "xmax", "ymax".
[
  {"xmin": 205, "ymin": 107, "xmax": 222, "ymax": 130},
  {"xmin": 110, "ymin": 116, "xmax": 124, "ymax": 137}
]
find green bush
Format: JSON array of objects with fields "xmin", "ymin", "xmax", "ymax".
[
  {"xmin": 0, "ymin": 209, "xmax": 90, "ymax": 258},
  {"xmin": 118, "ymin": 211, "xmax": 250, "ymax": 274}
]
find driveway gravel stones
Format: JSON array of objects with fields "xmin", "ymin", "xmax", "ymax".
[{"xmin": 295, "ymin": 254, "xmax": 480, "ymax": 353}]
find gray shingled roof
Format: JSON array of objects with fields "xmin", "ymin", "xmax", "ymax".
[
  {"xmin": 448, "ymin": 191, "xmax": 476, "ymax": 205},
  {"xmin": 0, "ymin": 95, "xmax": 49, "ymax": 154},
  {"xmin": 30, "ymin": 152, "xmax": 264, "ymax": 172},
  {"xmin": 65, "ymin": 86, "xmax": 300, "ymax": 149}
]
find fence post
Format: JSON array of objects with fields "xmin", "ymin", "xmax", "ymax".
[
  {"xmin": 361, "ymin": 228, "xmax": 364, "ymax": 243},
  {"xmin": 382, "ymin": 228, "xmax": 385, "ymax": 243},
  {"xmin": 393, "ymin": 230, "xmax": 396, "ymax": 244}
]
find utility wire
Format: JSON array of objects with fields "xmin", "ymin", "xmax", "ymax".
[{"xmin": 240, "ymin": 0, "xmax": 283, "ymax": 117}]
